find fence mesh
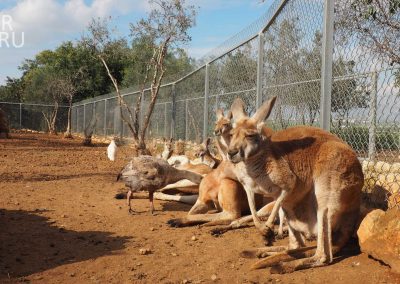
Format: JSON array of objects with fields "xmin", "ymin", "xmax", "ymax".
[
  {"xmin": 0, "ymin": 102, "xmax": 68, "ymax": 133},
  {"xmin": 262, "ymin": 0, "xmax": 324, "ymax": 130},
  {"xmin": 332, "ymin": 0, "xmax": 400, "ymax": 210},
  {"xmin": 2, "ymin": 0, "xmax": 398, "ymax": 210}
]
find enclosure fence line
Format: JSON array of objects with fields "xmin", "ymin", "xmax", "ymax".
[{"xmin": 0, "ymin": 101, "xmax": 69, "ymax": 132}]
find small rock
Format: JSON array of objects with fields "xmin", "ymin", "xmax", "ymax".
[
  {"xmin": 191, "ymin": 235, "xmax": 197, "ymax": 241},
  {"xmin": 69, "ymin": 273, "xmax": 76, "ymax": 277},
  {"xmin": 136, "ymin": 263, "xmax": 142, "ymax": 266},
  {"xmin": 351, "ymin": 261, "xmax": 360, "ymax": 267},
  {"xmin": 61, "ymin": 214, "xmax": 67, "ymax": 218},
  {"xmin": 139, "ymin": 248, "xmax": 152, "ymax": 255},
  {"xmin": 211, "ymin": 274, "xmax": 217, "ymax": 281},
  {"xmin": 171, "ymin": 252, "xmax": 178, "ymax": 257},
  {"xmin": 150, "ymin": 227, "xmax": 155, "ymax": 231},
  {"xmin": 182, "ymin": 279, "xmax": 190, "ymax": 284}
]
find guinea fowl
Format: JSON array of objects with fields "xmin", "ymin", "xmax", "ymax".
[{"xmin": 117, "ymin": 155, "xmax": 203, "ymax": 214}]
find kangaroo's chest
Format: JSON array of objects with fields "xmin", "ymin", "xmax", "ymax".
[{"xmin": 234, "ymin": 163, "xmax": 281, "ymax": 197}]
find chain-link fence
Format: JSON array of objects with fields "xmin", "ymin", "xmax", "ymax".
[
  {"xmin": 0, "ymin": 0, "xmax": 390, "ymax": 210},
  {"xmin": 0, "ymin": 102, "xmax": 68, "ymax": 133}
]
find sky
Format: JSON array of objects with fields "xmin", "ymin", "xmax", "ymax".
[{"xmin": 0, "ymin": 0, "xmax": 272, "ymax": 85}]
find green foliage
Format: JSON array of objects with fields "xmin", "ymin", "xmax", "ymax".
[
  {"xmin": 0, "ymin": 77, "xmax": 24, "ymax": 102},
  {"xmin": 1, "ymin": 39, "xmax": 195, "ymax": 104}
]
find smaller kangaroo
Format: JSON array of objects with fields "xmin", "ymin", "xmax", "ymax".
[{"xmin": 168, "ymin": 109, "xmax": 266, "ymax": 227}]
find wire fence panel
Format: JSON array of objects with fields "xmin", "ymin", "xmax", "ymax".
[
  {"xmin": 0, "ymin": 103, "xmax": 20, "ymax": 129},
  {"xmin": 94, "ymin": 100, "xmax": 106, "ymax": 136},
  {"xmin": 262, "ymin": 0, "xmax": 324, "ymax": 130},
  {"xmin": 76, "ymin": 105, "xmax": 84, "ymax": 134},
  {"xmin": 175, "ymin": 67, "xmax": 206, "ymax": 141},
  {"xmin": 0, "ymin": 102, "xmax": 68, "ymax": 133},
  {"xmin": 71, "ymin": 106, "xmax": 77, "ymax": 133},
  {"xmin": 148, "ymin": 103, "xmax": 166, "ymax": 139},
  {"xmin": 208, "ymin": 38, "xmax": 258, "ymax": 137},
  {"xmin": 333, "ymin": 0, "xmax": 400, "ymax": 210},
  {"xmin": 174, "ymin": 100, "xmax": 186, "ymax": 140}
]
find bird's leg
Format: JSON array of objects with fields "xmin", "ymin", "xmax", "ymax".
[
  {"xmin": 149, "ymin": 191, "xmax": 155, "ymax": 215},
  {"xmin": 127, "ymin": 190, "xmax": 134, "ymax": 214}
]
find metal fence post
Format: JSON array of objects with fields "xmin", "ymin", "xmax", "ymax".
[
  {"xmin": 185, "ymin": 99, "xmax": 189, "ymax": 141},
  {"xmin": 104, "ymin": 99, "xmax": 107, "ymax": 136},
  {"xmin": 75, "ymin": 106, "xmax": 78, "ymax": 133},
  {"xmin": 93, "ymin": 102, "xmax": 96, "ymax": 136},
  {"xmin": 164, "ymin": 103, "xmax": 168, "ymax": 138},
  {"xmin": 83, "ymin": 103, "xmax": 86, "ymax": 132},
  {"xmin": 171, "ymin": 84, "xmax": 176, "ymax": 139},
  {"xmin": 320, "ymin": 0, "xmax": 334, "ymax": 131},
  {"xmin": 19, "ymin": 103, "xmax": 22, "ymax": 129},
  {"xmin": 368, "ymin": 72, "xmax": 378, "ymax": 160},
  {"xmin": 203, "ymin": 64, "xmax": 210, "ymax": 140},
  {"xmin": 256, "ymin": 32, "xmax": 264, "ymax": 108}
]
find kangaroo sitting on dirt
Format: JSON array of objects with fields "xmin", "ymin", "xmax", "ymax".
[
  {"xmin": 193, "ymin": 137, "xmax": 221, "ymax": 169},
  {"xmin": 226, "ymin": 97, "xmax": 363, "ymax": 273},
  {"xmin": 168, "ymin": 109, "xmax": 279, "ymax": 228}
]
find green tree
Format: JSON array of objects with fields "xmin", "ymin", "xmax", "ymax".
[
  {"xmin": 82, "ymin": 0, "xmax": 197, "ymax": 153},
  {"xmin": 336, "ymin": 0, "xmax": 400, "ymax": 90},
  {"xmin": 0, "ymin": 77, "xmax": 24, "ymax": 102}
]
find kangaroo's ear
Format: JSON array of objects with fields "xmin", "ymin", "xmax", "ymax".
[
  {"xmin": 252, "ymin": 96, "xmax": 277, "ymax": 123},
  {"xmin": 216, "ymin": 109, "xmax": 224, "ymax": 120},
  {"xmin": 231, "ymin": 98, "xmax": 247, "ymax": 121},
  {"xmin": 227, "ymin": 110, "xmax": 233, "ymax": 120}
]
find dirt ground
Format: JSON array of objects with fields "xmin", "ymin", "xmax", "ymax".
[{"xmin": 1, "ymin": 133, "xmax": 399, "ymax": 284}]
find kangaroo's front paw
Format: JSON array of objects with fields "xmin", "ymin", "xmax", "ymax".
[
  {"xmin": 258, "ymin": 224, "xmax": 275, "ymax": 246},
  {"xmin": 167, "ymin": 218, "xmax": 184, "ymax": 228},
  {"xmin": 210, "ymin": 226, "xmax": 229, "ymax": 237}
]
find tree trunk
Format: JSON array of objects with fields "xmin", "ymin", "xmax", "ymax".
[
  {"xmin": 64, "ymin": 100, "xmax": 73, "ymax": 139},
  {"xmin": 50, "ymin": 102, "xmax": 59, "ymax": 135}
]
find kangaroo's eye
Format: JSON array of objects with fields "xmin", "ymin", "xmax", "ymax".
[{"xmin": 246, "ymin": 133, "xmax": 257, "ymax": 139}]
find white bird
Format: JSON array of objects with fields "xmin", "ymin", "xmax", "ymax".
[{"xmin": 107, "ymin": 138, "xmax": 117, "ymax": 161}]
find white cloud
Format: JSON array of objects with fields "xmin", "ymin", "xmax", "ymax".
[
  {"xmin": 0, "ymin": 0, "xmax": 148, "ymax": 46},
  {"xmin": 0, "ymin": 0, "xmax": 150, "ymax": 84}
]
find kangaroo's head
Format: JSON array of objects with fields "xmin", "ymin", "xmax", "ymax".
[
  {"xmin": 227, "ymin": 96, "xmax": 276, "ymax": 163},
  {"xmin": 161, "ymin": 138, "xmax": 173, "ymax": 160},
  {"xmin": 195, "ymin": 137, "xmax": 211, "ymax": 159},
  {"xmin": 214, "ymin": 109, "xmax": 233, "ymax": 137}
]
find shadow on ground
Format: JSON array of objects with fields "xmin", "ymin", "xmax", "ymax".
[{"xmin": 0, "ymin": 209, "xmax": 130, "ymax": 280}]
